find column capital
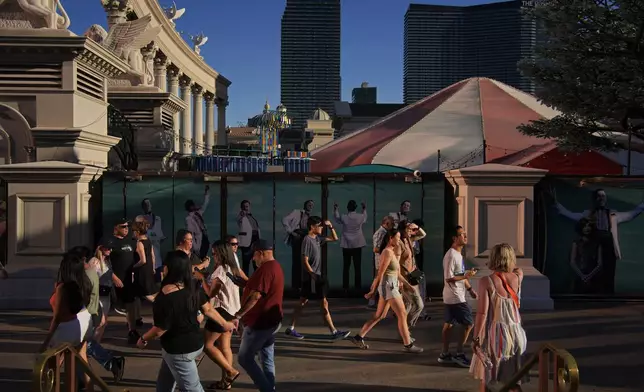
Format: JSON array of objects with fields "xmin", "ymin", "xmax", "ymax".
[
  {"xmin": 215, "ymin": 97, "xmax": 229, "ymax": 107},
  {"xmin": 141, "ymin": 42, "xmax": 158, "ymax": 61},
  {"xmin": 204, "ymin": 91, "xmax": 215, "ymax": 104},
  {"xmin": 191, "ymin": 84, "xmax": 204, "ymax": 96},
  {"xmin": 154, "ymin": 53, "xmax": 169, "ymax": 68},
  {"xmin": 179, "ymin": 74, "xmax": 192, "ymax": 89},
  {"xmin": 167, "ymin": 64, "xmax": 180, "ymax": 79}
]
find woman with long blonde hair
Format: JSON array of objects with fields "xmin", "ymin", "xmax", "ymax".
[
  {"xmin": 470, "ymin": 243, "xmax": 527, "ymax": 392},
  {"xmin": 198, "ymin": 240, "xmax": 242, "ymax": 389}
]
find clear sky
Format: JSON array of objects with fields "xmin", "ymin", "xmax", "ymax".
[{"xmin": 65, "ymin": 0, "xmax": 498, "ymax": 126}]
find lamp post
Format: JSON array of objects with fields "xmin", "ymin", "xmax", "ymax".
[{"xmin": 248, "ymin": 101, "xmax": 291, "ymax": 158}]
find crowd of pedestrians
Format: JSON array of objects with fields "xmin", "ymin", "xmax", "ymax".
[{"xmin": 38, "ymin": 208, "xmax": 526, "ymax": 391}]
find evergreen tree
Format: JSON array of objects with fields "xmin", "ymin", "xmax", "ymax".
[{"xmin": 519, "ymin": 0, "xmax": 644, "ymax": 154}]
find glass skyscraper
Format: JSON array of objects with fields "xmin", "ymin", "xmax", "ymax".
[
  {"xmin": 403, "ymin": 1, "xmax": 536, "ymax": 104},
  {"xmin": 281, "ymin": 0, "xmax": 341, "ymax": 131}
]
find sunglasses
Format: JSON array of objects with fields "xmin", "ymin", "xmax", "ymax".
[
  {"xmin": 229, "ymin": 242, "xmax": 239, "ymax": 246},
  {"xmin": 118, "ymin": 225, "xmax": 128, "ymax": 229}
]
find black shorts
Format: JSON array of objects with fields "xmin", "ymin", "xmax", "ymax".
[
  {"xmin": 114, "ymin": 281, "xmax": 136, "ymax": 304},
  {"xmin": 300, "ymin": 275, "xmax": 328, "ymax": 300},
  {"xmin": 444, "ymin": 302, "xmax": 473, "ymax": 326},
  {"xmin": 204, "ymin": 307, "xmax": 235, "ymax": 333}
]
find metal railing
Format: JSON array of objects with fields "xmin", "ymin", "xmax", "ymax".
[
  {"xmin": 487, "ymin": 343, "xmax": 580, "ymax": 392},
  {"xmin": 33, "ymin": 343, "xmax": 112, "ymax": 392}
]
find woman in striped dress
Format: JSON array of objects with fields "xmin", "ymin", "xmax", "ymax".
[{"xmin": 470, "ymin": 243, "xmax": 527, "ymax": 392}]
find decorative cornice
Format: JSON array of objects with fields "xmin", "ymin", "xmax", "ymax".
[
  {"xmin": 0, "ymin": 161, "xmax": 102, "ymax": 184},
  {"xmin": 162, "ymin": 93, "xmax": 188, "ymax": 115},
  {"xmin": 78, "ymin": 39, "xmax": 129, "ymax": 79},
  {"xmin": 30, "ymin": 128, "xmax": 121, "ymax": 151},
  {"xmin": 130, "ymin": 0, "xmax": 231, "ymax": 89},
  {"xmin": 108, "ymin": 88, "xmax": 187, "ymax": 114},
  {"xmin": 446, "ymin": 164, "xmax": 548, "ymax": 186}
]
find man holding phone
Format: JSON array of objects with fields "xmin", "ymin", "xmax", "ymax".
[
  {"xmin": 285, "ymin": 216, "xmax": 350, "ymax": 340},
  {"xmin": 439, "ymin": 225, "xmax": 478, "ymax": 368}
]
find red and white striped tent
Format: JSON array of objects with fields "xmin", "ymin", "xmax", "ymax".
[{"xmin": 311, "ymin": 78, "xmax": 621, "ymax": 175}]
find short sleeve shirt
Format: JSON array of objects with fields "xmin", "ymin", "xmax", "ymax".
[
  {"xmin": 442, "ymin": 248, "xmax": 466, "ymax": 304},
  {"xmin": 241, "ymin": 260, "xmax": 284, "ymax": 330},
  {"xmin": 208, "ymin": 265, "xmax": 241, "ymax": 316},
  {"xmin": 106, "ymin": 236, "xmax": 135, "ymax": 280},
  {"xmin": 301, "ymin": 235, "xmax": 326, "ymax": 276},
  {"xmin": 372, "ymin": 227, "xmax": 387, "ymax": 266}
]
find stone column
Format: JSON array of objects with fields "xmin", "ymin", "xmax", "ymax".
[
  {"xmin": 192, "ymin": 85, "xmax": 204, "ymax": 155},
  {"xmin": 216, "ymin": 98, "xmax": 228, "ymax": 146},
  {"xmin": 179, "ymin": 75, "xmax": 192, "ymax": 155},
  {"xmin": 153, "ymin": 53, "xmax": 168, "ymax": 92},
  {"xmin": 446, "ymin": 163, "xmax": 553, "ymax": 310},
  {"xmin": 204, "ymin": 92, "xmax": 215, "ymax": 154},
  {"xmin": 167, "ymin": 65, "xmax": 180, "ymax": 153}
]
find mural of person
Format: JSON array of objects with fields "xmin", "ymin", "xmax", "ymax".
[
  {"xmin": 333, "ymin": 200, "xmax": 367, "ymax": 291},
  {"xmin": 237, "ymin": 199, "xmax": 261, "ymax": 275},
  {"xmin": 390, "ymin": 200, "xmax": 411, "ymax": 229},
  {"xmin": 185, "ymin": 185, "xmax": 211, "ymax": 260},
  {"xmin": 141, "ymin": 198, "xmax": 166, "ymax": 277},
  {"xmin": 552, "ymin": 188, "xmax": 644, "ymax": 294},
  {"xmin": 570, "ymin": 217, "xmax": 603, "ymax": 294},
  {"xmin": 282, "ymin": 200, "xmax": 315, "ymax": 289}
]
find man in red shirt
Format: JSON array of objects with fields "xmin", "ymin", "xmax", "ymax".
[{"xmin": 233, "ymin": 240, "xmax": 284, "ymax": 392}]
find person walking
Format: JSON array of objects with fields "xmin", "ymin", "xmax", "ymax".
[
  {"xmin": 233, "ymin": 240, "xmax": 284, "ymax": 392},
  {"xmin": 369, "ymin": 216, "xmax": 395, "ymax": 308},
  {"xmin": 439, "ymin": 226, "xmax": 478, "ymax": 368},
  {"xmin": 398, "ymin": 221, "xmax": 427, "ymax": 329},
  {"xmin": 136, "ymin": 250, "xmax": 237, "ymax": 392},
  {"xmin": 284, "ymin": 216, "xmax": 350, "ymax": 340},
  {"xmin": 350, "ymin": 229, "xmax": 423, "ymax": 353},
  {"xmin": 333, "ymin": 200, "xmax": 368, "ymax": 292},
  {"xmin": 470, "ymin": 243, "xmax": 527, "ymax": 392}
]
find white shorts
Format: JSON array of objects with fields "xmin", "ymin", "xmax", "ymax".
[
  {"xmin": 49, "ymin": 309, "xmax": 93, "ymax": 348},
  {"xmin": 378, "ymin": 276, "xmax": 402, "ymax": 301}
]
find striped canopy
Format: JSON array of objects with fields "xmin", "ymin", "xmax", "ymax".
[{"xmin": 311, "ymin": 78, "xmax": 561, "ymax": 173}]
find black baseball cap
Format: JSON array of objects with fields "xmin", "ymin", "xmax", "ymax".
[
  {"xmin": 113, "ymin": 218, "xmax": 129, "ymax": 227},
  {"xmin": 252, "ymin": 239, "xmax": 273, "ymax": 252}
]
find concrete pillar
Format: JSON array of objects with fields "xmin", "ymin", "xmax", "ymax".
[
  {"xmin": 446, "ymin": 163, "xmax": 553, "ymax": 310},
  {"xmin": 167, "ymin": 65, "xmax": 180, "ymax": 153},
  {"xmin": 192, "ymin": 85, "xmax": 204, "ymax": 155},
  {"xmin": 216, "ymin": 98, "xmax": 228, "ymax": 146},
  {"xmin": 153, "ymin": 54, "xmax": 168, "ymax": 92},
  {"xmin": 179, "ymin": 75, "xmax": 192, "ymax": 155},
  {"xmin": 204, "ymin": 92, "xmax": 215, "ymax": 155}
]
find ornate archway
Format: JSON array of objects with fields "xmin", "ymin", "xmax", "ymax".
[{"xmin": 0, "ymin": 104, "xmax": 35, "ymax": 164}]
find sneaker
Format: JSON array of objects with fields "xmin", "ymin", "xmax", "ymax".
[
  {"xmin": 331, "ymin": 330, "xmax": 351, "ymax": 340},
  {"xmin": 453, "ymin": 353, "xmax": 471, "ymax": 368},
  {"xmin": 114, "ymin": 307, "xmax": 127, "ymax": 316},
  {"xmin": 404, "ymin": 344, "xmax": 423, "ymax": 353},
  {"xmin": 438, "ymin": 352, "xmax": 454, "ymax": 364},
  {"xmin": 350, "ymin": 336, "xmax": 369, "ymax": 349},
  {"xmin": 285, "ymin": 328, "xmax": 304, "ymax": 340},
  {"xmin": 135, "ymin": 318, "xmax": 144, "ymax": 328},
  {"xmin": 410, "ymin": 337, "xmax": 416, "ymax": 344},
  {"xmin": 110, "ymin": 356, "xmax": 125, "ymax": 382},
  {"xmin": 127, "ymin": 330, "xmax": 140, "ymax": 345}
]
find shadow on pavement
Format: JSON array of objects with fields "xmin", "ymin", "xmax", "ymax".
[{"xmin": 235, "ymin": 381, "xmax": 457, "ymax": 391}]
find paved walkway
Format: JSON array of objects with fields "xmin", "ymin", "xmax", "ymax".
[{"xmin": 0, "ymin": 300, "xmax": 642, "ymax": 392}]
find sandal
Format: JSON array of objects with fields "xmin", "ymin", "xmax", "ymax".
[
  {"xmin": 223, "ymin": 371, "xmax": 240, "ymax": 389},
  {"xmin": 206, "ymin": 380, "xmax": 230, "ymax": 390}
]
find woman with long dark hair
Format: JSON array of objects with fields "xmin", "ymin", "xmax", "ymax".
[
  {"xmin": 199, "ymin": 240, "xmax": 243, "ymax": 390},
  {"xmin": 136, "ymin": 250, "xmax": 237, "ymax": 391},
  {"xmin": 40, "ymin": 252, "xmax": 94, "ymax": 379},
  {"xmin": 350, "ymin": 229, "xmax": 423, "ymax": 353}
]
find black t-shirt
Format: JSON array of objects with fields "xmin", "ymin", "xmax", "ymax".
[
  {"xmin": 106, "ymin": 236, "xmax": 135, "ymax": 280},
  {"xmin": 153, "ymin": 284, "xmax": 209, "ymax": 354}
]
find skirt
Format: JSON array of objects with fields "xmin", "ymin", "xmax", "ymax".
[{"xmin": 49, "ymin": 309, "xmax": 93, "ymax": 348}]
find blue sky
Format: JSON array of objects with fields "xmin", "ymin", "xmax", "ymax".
[{"xmin": 65, "ymin": 0, "xmax": 497, "ymax": 125}]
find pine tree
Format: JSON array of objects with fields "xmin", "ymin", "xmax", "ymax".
[{"xmin": 519, "ymin": 0, "xmax": 644, "ymax": 154}]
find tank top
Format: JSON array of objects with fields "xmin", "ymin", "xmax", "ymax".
[{"xmin": 383, "ymin": 249, "xmax": 400, "ymax": 277}]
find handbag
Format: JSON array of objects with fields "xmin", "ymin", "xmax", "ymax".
[
  {"xmin": 407, "ymin": 269, "xmax": 425, "ymax": 286},
  {"xmin": 99, "ymin": 285, "xmax": 112, "ymax": 297}
]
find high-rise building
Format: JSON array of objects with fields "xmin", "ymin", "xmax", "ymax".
[
  {"xmin": 352, "ymin": 82, "xmax": 377, "ymax": 104},
  {"xmin": 281, "ymin": 0, "xmax": 341, "ymax": 130},
  {"xmin": 403, "ymin": 1, "xmax": 536, "ymax": 104}
]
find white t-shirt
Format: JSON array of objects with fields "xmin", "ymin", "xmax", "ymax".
[
  {"xmin": 207, "ymin": 265, "xmax": 241, "ymax": 316},
  {"xmin": 442, "ymin": 248, "xmax": 466, "ymax": 304}
]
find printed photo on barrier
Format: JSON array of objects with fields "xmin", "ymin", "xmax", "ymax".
[
  {"xmin": 276, "ymin": 180, "xmax": 321, "ymax": 289},
  {"xmin": 174, "ymin": 179, "xmax": 221, "ymax": 266},
  {"xmin": 541, "ymin": 178, "xmax": 644, "ymax": 295},
  {"xmin": 226, "ymin": 179, "xmax": 274, "ymax": 276},
  {"xmin": 327, "ymin": 178, "xmax": 374, "ymax": 291},
  {"xmin": 420, "ymin": 180, "xmax": 446, "ymax": 292}
]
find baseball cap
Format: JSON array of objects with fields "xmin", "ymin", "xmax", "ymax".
[
  {"xmin": 252, "ymin": 239, "xmax": 273, "ymax": 252},
  {"xmin": 113, "ymin": 218, "xmax": 129, "ymax": 227}
]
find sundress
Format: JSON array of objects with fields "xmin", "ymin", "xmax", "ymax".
[{"xmin": 470, "ymin": 275, "xmax": 527, "ymax": 385}]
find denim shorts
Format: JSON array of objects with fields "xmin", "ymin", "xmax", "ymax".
[{"xmin": 444, "ymin": 302, "xmax": 473, "ymax": 326}]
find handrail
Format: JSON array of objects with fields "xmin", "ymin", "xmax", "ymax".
[
  {"xmin": 487, "ymin": 343, "xmax": 580, "ymax": 392},
  {"xmin": 33, "ymin": 343, "xmax": 112, "ymax": 392}
]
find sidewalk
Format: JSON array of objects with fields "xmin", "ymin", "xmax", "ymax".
[{"xmin": 0, "ymin": 300, "xmax": 642, "ymax": 391}]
